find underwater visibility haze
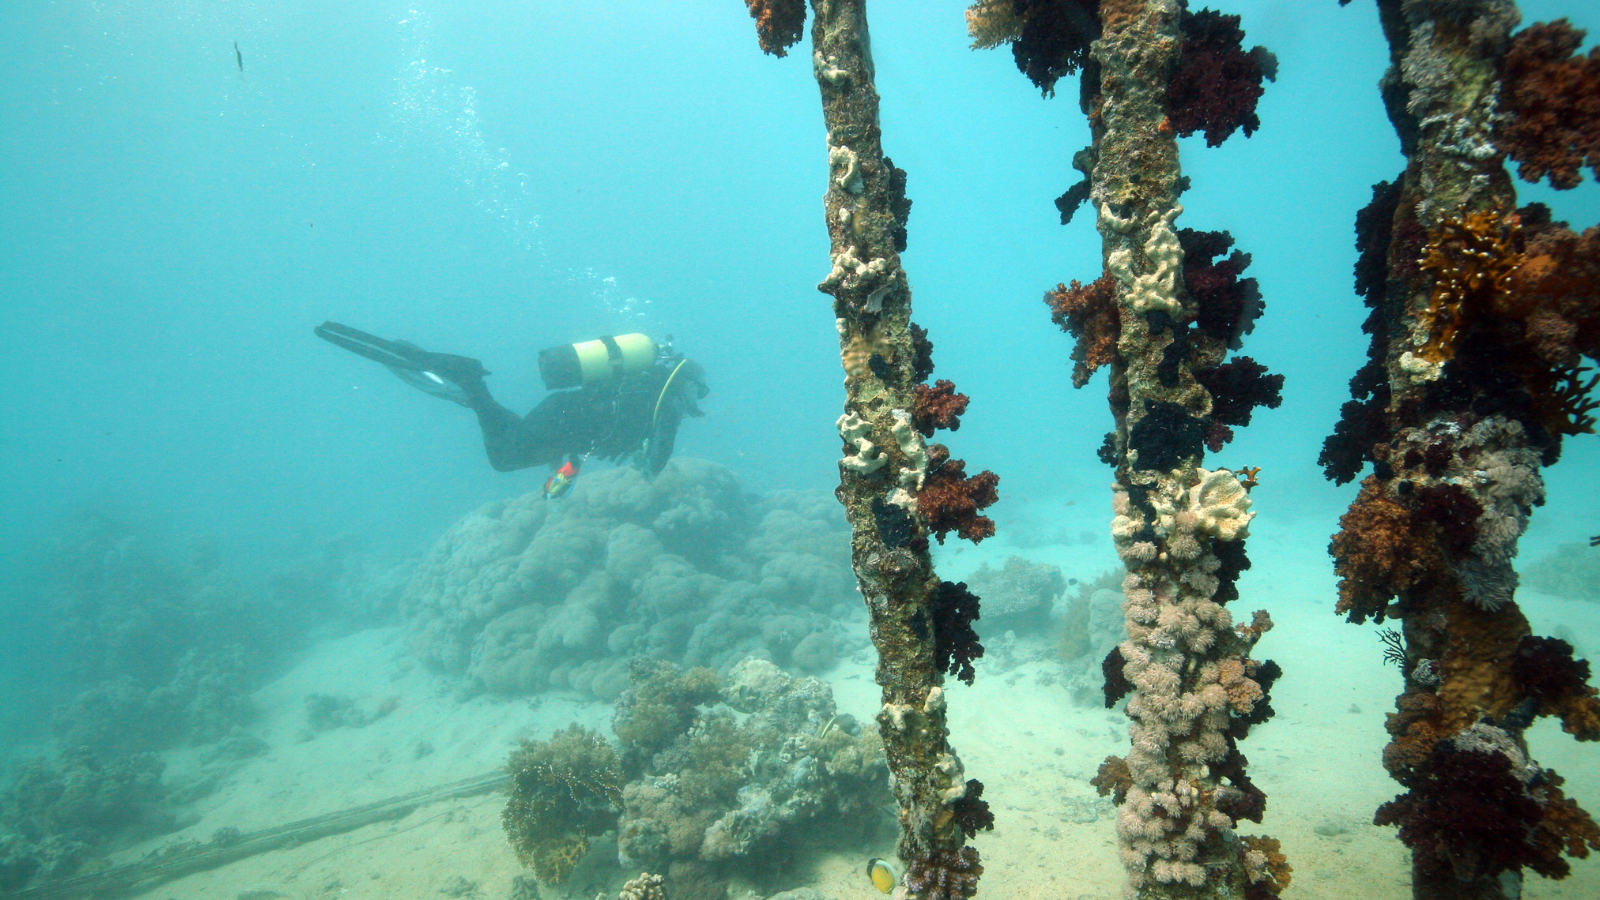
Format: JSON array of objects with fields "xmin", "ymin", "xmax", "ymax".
[{"xmin": 2, "ymin": 2, "xmax": 1599, "ymax": 899}]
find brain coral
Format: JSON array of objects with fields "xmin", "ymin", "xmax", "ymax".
[{"xmin": 401, "ymin": 460, "xmax": 862, "ymax": 698}]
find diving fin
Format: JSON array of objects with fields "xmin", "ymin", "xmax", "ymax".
[{"xmin": 315, "ymin": 321, "xmax": 490, "ymax": 407}]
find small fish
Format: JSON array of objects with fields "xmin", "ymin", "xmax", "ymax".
[
  {"xmin": 866, "ymin": 858, "xmax": 897, "ymax": 894},
  {"xmin": 234, "ymin": 41, "xmax": 243, "ymax": 72},
  {"xmin": 544, "ymin": 459, "xmax": 580, "ymax": 500}
]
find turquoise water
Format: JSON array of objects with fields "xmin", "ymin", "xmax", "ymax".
[{"xmin": 1, "ymin": 2, "xmax": 1598, "ymax": 899}]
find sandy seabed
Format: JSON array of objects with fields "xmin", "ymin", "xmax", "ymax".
[{"xmin": 118, "ymin": 515, "xmax": 1600, "ymax": 900}]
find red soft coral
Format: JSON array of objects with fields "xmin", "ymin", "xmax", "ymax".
[
  {"xmin": 1510, "ymin": 207, "xmax": 1600, "ymax": 366},
  {"xmin": 917, "ymin": 446, "xmax": 999, "ymax": 544},
  {"xmin": 1328, "ymin": 476, "xmax": 1446, "ymax": 624},
  {"xmin": 1167, "ymin": 8, "xmax": 1274, "ymax": 148},
  {"xmin": 746, "ymin": 0, "xmax": 807, "ymax": 58},
  {"xmin": 913, "ymin": 379, "xmax": 971, "ymax": 436},
  {"xmin": 1498, "ymin": 20, "xmax": 1600, "ymax": 190},
  {"xmin": 1045, "ymin": 273, "xmax": 1119, "ymax": 387}
]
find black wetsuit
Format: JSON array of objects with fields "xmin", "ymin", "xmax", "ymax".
[{"xmin": 468, "ymin": 360, "xmax": 706, "ymax": 477}]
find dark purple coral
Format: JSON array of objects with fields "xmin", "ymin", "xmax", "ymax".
[
  {"xmin": 1196, "ymin": 356, "xmax": 1284, "ymax": 446},
  {"xmin": 1010, "ymin": 1, "xmax": 1101, "ymax": 97},
  {"xmin": 1322, "ymin": 179, "xmax": 1403, "ymax": 484},
  {"xmin": 1168, "ymin": 7, "xmax": 1275, "ymax": 147},
  {"xmin": 951, "ymin": 779, "xmax": 995, "ymax": 838},
  {"xmin": 1128, "ymin": 400, "xmax": 1206, "ymax": 471},
  {"xmin": 1102, "ymin": 644, "xmax": 1133, "ymax": 708},
  {"xmin": 1414, "ymin": 482, "xmax": 1484, "ymax": 556},
  {"xmin": 903, "ymin": 846, "xmax": 983, "ymax": 900},
  {"xmin": 1375, "ymin": 744, "xmax": 1546, "ymax": 882},
  {"xmin": 1513, "ymin": 635, "xmax": 1600, "ymax": 740},
  {"xmin": 1514, "ymin": 636, "xmax": 1593, "ymax": 703},
  {"xmin": 1214, "ymin": 744, "xmax": 1268, "ymax": 823},
  {"xmin": 745, "ymin": 0, "xmax": 806, "ymax": 58},
  {"xmin": 930, "ymin": 581, "xmax": 985, "ymax": 686},
  {"xmin": 1181, "ymin": 228, "xmax": 1263, "ymax": 349},
  {"xmin": 1497, "ymin": 20, "xmax": 1600, "ymax": 190}
]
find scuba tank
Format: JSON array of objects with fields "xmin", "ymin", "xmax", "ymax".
[{"xmin": 537, "ymin": 334, "xmax": 657, "ymax": 390}]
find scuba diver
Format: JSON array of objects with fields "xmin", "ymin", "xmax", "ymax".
[{"xmin": 315, "ymin": 322, "xmax": 707, "ymax": 493}]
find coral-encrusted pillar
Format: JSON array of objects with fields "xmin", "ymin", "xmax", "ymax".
[
  {"xmin": 743, "ymin": 2, "xmax": 998, "ymax": 896},
  {"xmin": 965, "ymin": 2, "xmax": 1287, "ymax": 895},
  {"xmin": 1323, "ymin": 2, "xmax": 1600, "ymax": 898},
  {"xmin": 1084, "ymin": 2, "xmax": 1286, "ymax": 898}
]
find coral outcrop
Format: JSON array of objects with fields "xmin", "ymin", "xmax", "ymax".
[
  {"xmin": 962, "ymin": 555, "xmax": 1067, "ymax": 634},
  {"xmin": 401, "ymin": 460, "xmax": 862, "ymax": 697},
  {"xmin": 0, "ymin": 747, "xmax": 173, "ymax": 890},
  {"xmin": 613, "ymin": 659, "xmax": 886, "ymax": 900},
  {"xmin": 1324, "ymin": 3, "xmax": 1600, "ymax": 896},
  {"xmin": 502, "ymin": 725, "xmax": 624, "ymax": 884}
]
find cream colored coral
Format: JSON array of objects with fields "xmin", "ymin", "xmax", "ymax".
[
  {"xmin": 1107, "ymin": 205, "xmax": 1185, "ymax": 316},
  {"xmin": 1190, "ymin": 468, "xmax": 1254, "ymax": 541},
  {"xmin": 837, "ymin": 412, "xmax": 886, "ymax": 475},
  {"xmin": 891, "ymin": 409, "xmax": 929, "ymax": 489},
  {"xmin": 965, "ymin": 0, "xmax": 1023, "ymax": 49},
  {"xmin": 618, "ymin": 873, "xmax": 665, "ymax": 900}
]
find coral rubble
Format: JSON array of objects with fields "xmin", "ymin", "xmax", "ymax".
[{"xmin": 1323, "ymin": 2, "xmax": 1600, "ymax": 896}]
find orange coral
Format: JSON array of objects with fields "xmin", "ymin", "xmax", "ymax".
[
  {"xmin": 1045, "ymin": 273, "xmax": 1119, "ymax": 387},
  {"xmin": 1437, "ymin": 599, "xmax": 1531, "ymax": 734},
  {"xmin": 1415, "ymin": 210, "xmax": 1521, "ymax": 364},
  {"xmin": 1219, "ymin": 658, "xmax": 1264, "ymax": 716},
  {"xmin": 745, "ymin": 0, "xmax": 806, "ymax": 58},
  {"xmin": 1497, "ymin": 20, "xmax": 1600, "ymax": 190},
  {"xmin": 965, "ymin": 0, "xmax": 1023, "ymax": 50},
  {"xmin": 917, "ymin": 445, "xmax": 999, "ymax": 544},
  {"xmin": 1508, "ymin": 213, "xmax": 1600, "ymax": 366},
  {"xmin": 1328, "ymin": 477, "xmax": 1446, "ymax": 623},
  {"xmin": 1533, "ymin": 775, "xmax": 1600, "ymax": 877},
  {"xmin": 1091, "ymin": 754, "xmax": 1132, "ymax": 805},
  {"xmin": 913, "ymin": 379, "xmax": 971, "ymax": 436},
  {"xmin": 1241, "ymin": 834, "xmax": 1292, "ymax": 896},
  {"xmin": 840, "ymin": 325, "xmax": 892, "ymax": 385},
  {"xmin": 1382, "ymin": 689, "xmax": 1443, "ymax": 778}
]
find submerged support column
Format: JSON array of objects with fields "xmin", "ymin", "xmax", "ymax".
[
  {"xmin": 744, "ymin": 2, "xmax": 999, "ymax": 895},
  {"xmin": 1324, "ymin": 2, "xmax": 1600, "ymax": 897},
  {"xmin": 966, "ymin": 1, "xmax": 1288, "ymax": 896},
  {"xmin": 1087, "ymin": 5, "xmax": 1283, "ymax": 898}
]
